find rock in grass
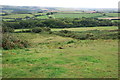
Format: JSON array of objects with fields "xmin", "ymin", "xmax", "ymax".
[{"xmin": 58, "ymin": 47, "xmax": 64, "ymax": 49}]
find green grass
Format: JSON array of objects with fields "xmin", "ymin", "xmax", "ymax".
[
  {"xmin": 2, "ymin": 19, "xmax": 15, "ymax": 21},
  {"xmin": 52, "ymin": 26, "xmax": 118, "ymax": 31},
  {"xmin": 15, "ymin": 29, "xmax": 30, "ymax": 32},
  {"xmin": 1, "ymin": 14, "xmax": 34, "ymax": 18},
  {"xmin": 1, "ymin": 12, "xmax": 118, "ymax": 19},
  {"xmin": 15, "ymin": 26, "xmax": 118, "ymax": 32},
  {"xmin": 54, "ymin": 13, "xmax": 118, "ymax": 18},
  {"xmin": 33, "ymin": 13, "xmax": 118, "ymax": 19},
  {"xmin": 2, "ymin": 31, "xmax": 118, "ymax": 78},
  {"xmin": 36, "ymin": 15, "xmax": 48, "ymax": 19},
  {"xmin": 54, "ymin": 13, "xmax": 101, "ymax": 18}
]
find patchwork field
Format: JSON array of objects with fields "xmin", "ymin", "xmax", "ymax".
[
  {"xmin": 1, "ymin": 13, "xmax": 118, "ymax": 19},
  {"xmin": 2, "ymin": 26, "xmax": 118, "ymax": 78}
]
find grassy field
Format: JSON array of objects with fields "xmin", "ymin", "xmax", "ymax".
[
  {"xmin": 1, "ymin": 13, "xmax": 118, "ymax": 19},
  {"xmin": 14, "ymin": 26, "xmax": 118, "ymax": 32},
  {"xmin": 52, "ymin": 26, "xmax": 118, "ymax": 31},
  {"xmin": 53, "ymin": 13, "xmax": 101, "ymax": 18},
  {"xmin": 1, "ymin": 14, "xmax": 34, "ymax": 18},
  {"xmin": 38, "ymin": 13, "xmax": 118, "ymax": 19},
  {"xmin": 3, "ymin": 26, "xmax": 118, "ymax": 78}
]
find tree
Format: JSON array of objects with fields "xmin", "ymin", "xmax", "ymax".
[{"xmin": 103, "ymin": 13, "xmax": 106, "ymax": 16}]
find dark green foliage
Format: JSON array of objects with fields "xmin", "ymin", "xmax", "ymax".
[
  {"xmin": 41, "ymin": 27, "xmax": 51, "ymax": 32},
  {"xmin": 3, "ymin": 17, "xmax": 116, "ymax": 29},
  {"xmin": 31, "ymin": 27, "xmax": 51, "ymax": 33},
  {"xmin": 2, "ymin": 33, "xmax": 30, "ymax": 50},
  {"xmin": 31, "ymin": 27, "xmax": 42, "ymax": 33},
  {"xmin": 2, "ymin": 22, "xmax": 21, "ymax": 29},
  {"xmin": 2, "ymin": 26, "xmax": 14, "ymax": 33},
  {"xmin": 66, "ymin": 40, "xmax": 75, "ymax": 44},
  {"xmin": 59, "ymin": 30, "xmax": 71, "ymax": 34}
]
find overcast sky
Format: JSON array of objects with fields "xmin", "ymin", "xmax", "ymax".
[{"xmin": 0, "ymin": 0, "xmax": 119, "ymax": 8}]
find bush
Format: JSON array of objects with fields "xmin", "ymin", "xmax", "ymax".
[
  {"xmin": 66, "ymin": 40, "xmax": 75, "ymax": 44},
  {"xmin": 31, "ymin": 27, "xmax": 42, "ymax": 33},
  {"xmin": 2, "ymin": 26, "xmax": 14, "ymax": 33},
  {"xmin": 59, "ymin": 30, "xmax": 71, "ymax": 34},
  {"xmin": 2, "ymin": 33, "xmax": 30, "ymax": 50},
  {"xmin": 31, "ymin": 27, "xmax": 51, "ymax": 33},
  {"xmin": 41, "ymin": 27, "xmax": 51, "ymax": 32}
]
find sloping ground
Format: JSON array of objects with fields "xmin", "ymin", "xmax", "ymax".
[{"xmin": 2, "ymin": 33, "xmax": 118, "ymax": 78}]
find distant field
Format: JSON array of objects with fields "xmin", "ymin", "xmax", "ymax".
[
  {"xmin": 1, "ymin": 12, "xmax": 118, "ymax": 19},
  {"xmin": 54, "ymin": 13, "xmax": 101, "ymax": 18},
  {"xmin": 1, "ymin": 14, "xmax": 34, "ymax": 18},
  {"xmin": 56, "ymin": 13, "xmax": 118, "ymax": 18},
  {"xmin": 36, "ymin": 15, "xmax": 48, "ymax": 19},
  {"xmin": 36, "ymin": 13, "xmax": 118, "ymax": 19},
  {"xmin": 15, "ymin": 26, "xmax": 118, "ymax": 32},
  {"xmin": 52, "ymin": 26, "xmax": 118, "ymax": 31}
]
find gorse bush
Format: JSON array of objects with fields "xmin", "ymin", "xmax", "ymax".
[
  {"xmin": 59, "ymin": 30, "xmax": 71, "ymax": 34},
  {"xmin": 31, "ymin": 27, "xmax": 51, "ymax": 33},
  {"xmin": 32, "ymin": 27, "xmax": 42, "ymax": 33},
  {"xmin": 2, "ymin": 33, "xmax": 30, "ymax": 50},
  {"xmin": 2, "ymin": 26, "xmax": 14, "ymax": 33},
  {"xmin": 41, "ymin": 27, "xmax": 51, "ymax": 32}
]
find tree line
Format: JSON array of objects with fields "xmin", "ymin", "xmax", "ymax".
[{"xmin": 2, "ymin": 17, "xmax": 119, "ymax": 29}]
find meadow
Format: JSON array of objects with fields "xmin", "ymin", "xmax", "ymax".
[
  {"xmin": 1, "ymin": 12, "xmax": 118, "ymax": 20},
  {"xmin": 52, "ymin": 26, "xmax": 118, "ymax": 31},
  {"xmin": 14, "ymin": 26, "xmax": 118, "ymax": 32},
  {"xmin": 2, "ymin": 26, "xmax": 118, "ymax": 78},
  {"xmin": 53, "ymin": 13, "xmax": 118, "ymax": 18},
  {"xmin": 1, "ymin": 14, "xmax": 34, "ymax": 18}
]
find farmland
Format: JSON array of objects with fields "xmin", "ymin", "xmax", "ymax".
[
  {"xmin": 1, "ymin": 13, "xmax": 118, "ymax": 20},
  {"xmin": 53, "ymin": 13, "xmax": 118, "ymax": 18},
  {"xmin": 1, "ymin": 5, "xmax": 119, "ymax": 78},
  {"xmin": 1, "ymin": 14, "xmax": 33, "ymax": 18},
  {"xmin": 51, "ymin": 26, "xmax": 118, "ymax": 31},
  {"xmin": 14, "ymin": 26, "xmax": 118, "ymax": 32},
  {"xmin": 2, "ymin": 26, "xmax": 118, "ymax": 78}
]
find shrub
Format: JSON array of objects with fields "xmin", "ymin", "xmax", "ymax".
[
  {"xmin": 59, "ymin": 30, "xmax": 71, "ymax": 34},
  {"xmin": 41, "ymin": 27, "xmax": 51, "ymax": 32},
  {"xmin": 31, "ymin": 27, "xmax": 42, "ymax": 33},
  {"xmin": 31, "ymin": 27, "xmax": 51, "ymax": 33},
  {"xmin": 2, "ymin": 33, "xmax": 30, "ymax": 50},
  {"xmin": 2, "ymin": 26, "xmax": 14, "ymax": 33},
  {"xmin": 66, "ymin": 40, "xmax": 75, "ymax": 44}
]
